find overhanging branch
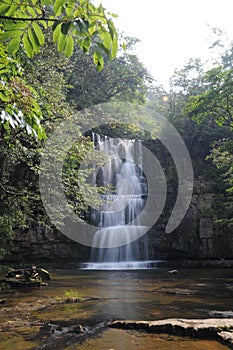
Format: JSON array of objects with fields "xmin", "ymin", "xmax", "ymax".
[{"xmin": 0, "ymin": 15, "xmax": 57, "ymax": 22}]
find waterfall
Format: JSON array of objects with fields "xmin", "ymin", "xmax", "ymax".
[{"xmin": 82, "ymin": 134, "xmax": 157, "ymax": 270}]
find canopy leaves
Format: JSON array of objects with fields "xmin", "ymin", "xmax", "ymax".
[{"xmin": 0, "ymin": 0, "xmax": 118, "ymax": 60}]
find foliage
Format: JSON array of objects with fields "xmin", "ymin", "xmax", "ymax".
[
  {"xmin": 208, "ymin": 139, "xmax": 233, "ymax": 227},
  {"xmin": 183, "ymin": 65, "xmax": 233, "ymax": 129},
  {"xmin": 0, "ymin": 0, "xmax": 118, "ymax": 66},
  {"xmin": 55, "ymin": 289, "xmax": 82, "ymax": 302},
  {"xmin": 0, "ymin": 37, "xmax": 45, "ymax": 139},
  {"xmin": 0, "ymin": 0, "xmax": 119, "ymax": 139},
  {"xmin": 209, "ymin": 139, "xmax": 233, "ymax": 194},
  {"xmin": 0, "ymin": 214, "xmax": 14, "ymax": 259},
  {"xmin": 65, "ymin": 37, "xmax": 152, "ymax": 110}
]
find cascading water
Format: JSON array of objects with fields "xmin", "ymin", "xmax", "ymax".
[{"xmin": 82, "ymin": 134, "xmax": 158, "ymax": 270}]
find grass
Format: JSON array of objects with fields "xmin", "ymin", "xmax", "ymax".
[{"xmin": 55, "ymin": 289, "xmax": 83, "ymax": 303}]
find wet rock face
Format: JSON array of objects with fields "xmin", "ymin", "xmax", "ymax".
[
  {"xmin": 5, "ymin": 225, "xmax": 91, "ymax": 263},
  {"xmin": 147, "ymin": 182, "xmax": 233, "ymax": 260}
]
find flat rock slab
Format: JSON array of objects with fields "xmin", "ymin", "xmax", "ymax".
[
  {"xmin": 219, "ymin": 332, "xmax": 233, "ymax": 346},
  {"xmin": 108, "ymin": 318, "xmax": 233, "ymax": 348}
]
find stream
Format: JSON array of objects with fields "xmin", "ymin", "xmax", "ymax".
[{"xmin": 0, "ymin": 266, "xmax": 233, "ymax": 349}]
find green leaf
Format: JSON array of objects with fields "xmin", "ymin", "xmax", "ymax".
[
  {"xmin": 111, "ymin": 36, "xmax": 118, "ymax": 59},
  {"xmin": 48, "ymin": 15, "xmax": 56, "ymax": 27},
  {"xmin": 54, "ymin": 0, "xmax": 66, "ymax": 16},
  {"xmin": 58, "ymin": 33, "xmax": 66, "ymax": 52},
  {"xmin": 88, "ymin": 22, "xmax": 96, "ymax": 36},
  {"xmin": 64, "ymin": 35, "xmax": 74, "ymax": 57},
  {"xmin": 7, "ymin": 36, "xmax": 21, "ymax": 55},
  {"xmin": 3, "ymin": 21, "xmax": 28, "ymax": 31},
  {"xmin": 102, "ymin": 31, "xmax": 111, "ymax": 51},
  {"xmin": 0, "ymin": 4, "xmax": 11, "ymax": 15},
  {"xmin": 107, "ymin": 20, "xmax": 116, "ymax": 40},
  {"xmin": 0, "ymin": 69, "xmax": 9, "ymax": 74},
  {"xmin": 65, "ymin": 3, "xmax": 75, "ymax": 16},
  {"xmin": 93, "ymin": 50, "xmax": 104, "ymax": 71},
  {"xmin": 32, "ymin": 22, "xmax": 44, "ymax": 46},
  {"xmin": 96, "ymin": 42, "xmax": 110, "ymax": 56},
  {"xmin": 122, "ymin": 42, "xmax": 127, "ymax": 51},
  {"xmin": 42, "ymin": 0, "xmax": 52, "ymax": 5},
  {"xmin": 1, "ymin": 30, "xmax": 22, "ymax": 41},
  {"xmin": 4, "ymin": 5, "xmax": 19, "ymax": 17},
  {"xmin": 82, "ymin": 37, "xmax": 91, "ymax": 53},
  {"xmin": 26, "ymin": 6, "xmax": 37, "ymax": 18},
  {"xmin": 28, "ymin": 27, "xmax": 40, "ymax": 53},
  {"xmin": 52, "ymin": 22, "xmax": 62, "ymax": 42},
  {"xmin": 0, "ymin": 91, "xmax": 10, "ymax": 102},
  {"xmin": 37, "ymin": 125, "xmax": 46, "ymax": 140},
  {"xmin": 22, "ymin": 33, "xmax": 34, "ymax": 58},
  {"xmin": 39, "ymin": 20, "xmax": 47, "ymax": 29}
]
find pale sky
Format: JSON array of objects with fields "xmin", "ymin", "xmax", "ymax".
[{"xmin": 95, "ymin": 0, "xmax": 233, "ymax": 87}]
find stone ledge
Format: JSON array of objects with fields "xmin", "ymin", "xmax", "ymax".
[
  {"xmin": 108, "ymin": 318, "xmax": 233, "ymax": 348},
  {"xmin": 219, "ymin": 331, "xmax": 233, "ymax": 346}
]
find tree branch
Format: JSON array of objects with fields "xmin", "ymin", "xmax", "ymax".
[
  {"xmin": 0, "ymin": 182, "xmax": 24, "ymax": 196},
  {"xmin": 0, "ymin": 15, "xmax": 57, "ymax": 22}
]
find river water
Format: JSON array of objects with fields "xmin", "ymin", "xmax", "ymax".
[{"xmin": 0, "ymin": 266, "xmax": 232, "ymax": 349}]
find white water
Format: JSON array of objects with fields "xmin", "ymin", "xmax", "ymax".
[
  {"xmin": 81, "ymin": 260, "xmax": 161, "ymax": 270},
  {"xmin": 87, "ymin": 134, "xmax": 151, "ymax": 270}
]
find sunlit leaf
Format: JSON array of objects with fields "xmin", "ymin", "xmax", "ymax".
[
  {"xmin": 52, "ymin": 22, "xmax": 62, "ymax": 42},
  {"xmin": 0, "ymin": 4, "xmax": 11, "ymax": 15},
  {"xmin": 102, "ymin": 31, "xmax": 111, "ymax": 51},
  {"xmin": 26, "ymin": 6, "xmax": 37, "ymax": 18},
  {"xmin": 65, "ymin": 3, "xmax": 75, "ymax": 16},
  {"xmin": 7, "ymin": 36, "xmax": 20, "ymax": 55},
  {"xmin": 54, "ymin": 0, "xmax": 66, "ymax": 16},
  {"xmin": 82, "ymin": 37, "xmax": 91, "ymax": 53},
  {"xmin": 111, "ymin": 36, "xmax": 118, "ymax": 59},
  {"xmin": 58, "ymin": 32, "xmax": 66, "ymax": 52},
  {"xmin": 22, "ymin": 33, "xmax": 34, "ymax": 58},
  {"xmin": 0, "ymin": 91, "xmax": 10, "ymax": 102},
  {"xmin": 28, "ymin": 27, "xmax": 40, "ymax": 53},
  {"xmin": 3, "ymin": 21, "xmax": 28, "ymax": 31},
  {"xmin": 1, "ymin": 30, "xmax": 22, "ymax": 40},
  {"xmin": 93, "ymin": 50, "xmax": 104, "ymax": 71},
  {"xmin": 32, "ymin": 22, "xmax": 44, "ymax": 46},
  {"xmin": 64, "ymin": 34, "xmax": 74, "ymax": 57}
]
